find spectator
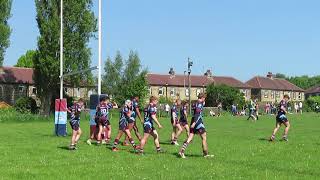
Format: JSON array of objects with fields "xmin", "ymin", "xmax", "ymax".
[
  {"xmin": 265, "ymin": 102, "xmax": 270, "ymax": 114},
  {"xmin": 231, "ymin": 104, "xmax": 237, "ymax": 116},
  {"xmin": 294, "ymin": 102, "xmax": 299, "ymax": 114},
  {"xmin": 165, "ymin": 103, "xmax": 170, "ymax": 116},
  {"xmin": 209, "ymin": 109, "xmax": 216, "ymax": 117},
  {"xmin": 217, "ymin": 102, "xmax": 222, "ymax": 117},
  {"xmin": 299, "ymin": 101, "xmax": 303, "ymax": 114},
  {"xmin": 315, "ymin": 103, "xmax": 320, "ymax": 113}
]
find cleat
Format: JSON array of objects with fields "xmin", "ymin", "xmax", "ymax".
[
  {"xmin": 86, "ymin": 139, "xmax": 92, "ymax": 145},
  {"xmin": 269, "ymin": 136, "xmax": 275, "ymax": 142},
  {"xmin": 179, "ymin": 152, "xmax": 186, "ymax": 159},
  {"xmin": 204, "ymin": 154, "xmax": 214, "ymax": 158},
  {"xmin": 157, "ymin": 149, "xmax": 166, "ymax": 153},
  {"xmin": 122, "ymin": 142, "xmax": 130, "ymax": 146},
  {"xmin": 69, "ymin": 145, "xmax": 76, "ymax": 150},
  {"xmin": 174, "ymin": 141, "xmax": 180, "ymax": 146},
  {"xmin": 112, "ymin": 147, "xmax": 119, "ymax": 152},
  {"xmin": 102, "ymin": 141, "xmax": 107, "ymax": 145},
  {"xmin": 282, "ymin": 136, "xmax": 289, "ymax": 142}
]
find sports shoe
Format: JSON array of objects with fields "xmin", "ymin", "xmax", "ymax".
[
  {"xmin": 102, "ymin": 141, "xmax": 107, "ymax": 145},
  {"xmin": 69, "ymin": 145, "xmax": 77, "ymax": 150},
  {"xmin": 174, "ymin": 141, "xmax": 180, "ymax": 146},
  {"xmin": 157, "ymin": 149, "xmax": 166, "ymax": 153},
  {"xmin": 179, "ymin": 152, "xmax": 186, "ymax": 159},
  {"xmin": 112, "ymin": 147, "xmax": 119, "ymax": 152},
  {"xmin": 282, "ymin": 136, "xmax": 289, "ymax": 142},
  {"xmin": 204, "ymin": 154, "xmax": 214, "ymax": 158},
  {"xmin": 86, "ymin": 139, "xmax": 92, "ymax": 145},
  {"xmin": 269, "ymin": 136, "xmax": 275, "ymax": 142}
]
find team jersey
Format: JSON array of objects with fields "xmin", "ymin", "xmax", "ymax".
[
  {"xmin": 131, "ymin": 99, "xmax": 139, "ymax": 118},
  {"xmin": 278, "ymin": 100, "xmax": 288, "ymax": 114},
  {"xmin": 69, "ymin": 103, "xmax": 82, "ymax": 120},
  {"xmin": 192, "ymin": 101, "xmax": 204, "ymax": 124},
  {"xmin": 180, "ymin": 105, "xmax": 188, "ymax": 121},
  {"xmin": 144, "ymin": 103, "xmax": 157, "ymax": 123},
  {"xmin": 96, "ymin": 102, "xmax": 113, "ymax": 119},
  {"xmin": 120, "ymin": 105, "xmax": 131, "ymax": 120},
  {"xmin": 171, "ymin": 104, "xmax": 179, "ymax": 120}
]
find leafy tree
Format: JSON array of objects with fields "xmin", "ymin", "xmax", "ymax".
[
  {"xmin": 34, "ymin": 0, "xmax": 96, "ymax": 115},
  {"xmin": 15, "ymin": 50, "xmax": 37, "ymax": 68},
  {"xmin": 275, "ymin": 73, "xmax": 286, "ymax": 79},
  {"xmin": 102, "ymin": 51, "xmax": 148, "ymax": 104},
  {"xmin": 0, "ymin": 0, "xmax": 12, "ymax": 65},
  {"xmin": 206, "ymin": 84, "xmax": 245, "ymax": 110}
]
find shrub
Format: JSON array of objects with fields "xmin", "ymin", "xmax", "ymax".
[{"xmin": 14, "ymin": 97, "xmax": 38, "ymax": 114}]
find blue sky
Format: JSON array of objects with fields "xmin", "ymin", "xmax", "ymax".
[{"xmin": 5, "ymin": 0, "xmax": 320, "ymax": 81}]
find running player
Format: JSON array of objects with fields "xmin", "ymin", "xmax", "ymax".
[
  {"xmin": 96, "ymin": 96, "xmax": 118, "ymax": 145},
  {"xmin": 170, "ymin": 99, "xmax": 183, "ymax": 145},
  {"xmin": 138, "ymin": 96, "xmax": 164, "ymax": 154},
  {"xmin": 67, "ymin": 98, "xmax": 84, "ymax": 150},
  {"xmin": 179, "ymin": 101, "xmax": 190, "ymax": 137},
  {"xmin": 247, "ymin": 100, "xmax": 257, "ymax": 121},
  {"xmin": 270, "ymin": 95, "xmax": 291, "ymax": 142},
  {"xmin": 178, "ymin": 93, "xmax": 214, "ymax": 158},
  {"xmin": 112, "ymin": 100, "xmax": 137, "ymax": 152},
  {"xmin": 123, "ymin": 96, "xmax": 143, "ymax": 146}
]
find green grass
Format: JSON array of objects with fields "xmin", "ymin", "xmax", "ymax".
[{"xmin": 0, "ymin": 111, "xmax": 320, "ymax": 180}]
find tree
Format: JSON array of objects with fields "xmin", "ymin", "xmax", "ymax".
[
  {"xmin": 15, "ymin": 50, "xmax": 37, "ymax": 68},
  {"xmin": 0, "ymin": 0, "xmax": 12, "ymax": 66},
  {"xmin": 102, "ymin": 51, "xmax": 148, "ymax": 104},
  {"xmin": 275, "ymin": 73, "xmax": 286, "ymax": 79},
  {"xmin": 34, "ymin": 0, "xmax": 97, "ymax": 115},
  {"xmin": 206, "ymin": 84, "xmax": 245, "ymax": 110}
]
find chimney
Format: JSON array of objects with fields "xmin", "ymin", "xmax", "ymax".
[
  {"xmin": 204, "ymin": 69, "xmax": 212, "ymax": 77},
  {"xmin": 267, "ymin": 72, "xmax": 274, "ymax": 79},
  {"xmin": 168, "ymin": 67, "xmax": 175, "ymax": 76}
]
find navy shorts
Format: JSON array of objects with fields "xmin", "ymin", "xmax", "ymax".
[
  {"xmin": 179, "ymin": 118, "xmax": 188, "ymax": 126},
  {"xmin": 143, "ymin": 121, "xmax": 154, "ymax": 134},
  {"xmin": 70, "ymin": 119, "xmax": 80, "ymax": 131},
  {"xmin": 128, "ymin": 117, "xmax": 135, "ymax": 124},
  {"xmin": 171, "ymin": 118, "xmax": 179, "ymax": 126},
  {"xmin": 190, "ymin": 117, "xmax": 206, "ymax": 134},
  {"xmin": 100, "ymin": 117, "xmax": 110, "ymax": 126},
  {"xmin": 119, "ymin": 118, "xmax": 128, "ymax": 131},
  {"xmin": 276, "ymin": 114, "xmax": 289, "ymax": 123}
]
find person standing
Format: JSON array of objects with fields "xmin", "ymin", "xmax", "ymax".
[{"xmin": 299, "ymin": 101, "xmax": 303, "ymax": 114}]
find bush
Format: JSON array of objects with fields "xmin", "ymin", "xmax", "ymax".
[
  {"xmin": 14, "ymin": 97, "xmax": 38, "ymax": 114},
  {"xmin": 305, "ymin": 96, "xmax": 320, "ymax": 112}
]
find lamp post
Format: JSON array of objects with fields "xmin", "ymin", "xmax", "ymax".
[{"xmin": 188, "ymin": 58, "xmax": 193, "ymax": 115}]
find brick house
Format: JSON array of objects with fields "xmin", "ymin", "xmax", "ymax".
[
  {"xmin": 146, "ymin": 69, "xmax": 251, "ymax": 101},
  {"xmin": 246, "ymin": 72, "xmax": 305, "ymax": 102},
  {"xmin": 305, "ymin": 85, "xmax": 320, "ymax": 99},
  {"xmin": 0, "ymin": 66, "xmax": 96, "ymax": 106}
]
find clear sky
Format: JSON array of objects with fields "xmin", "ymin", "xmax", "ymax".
[{"xmin": 4, "ymin": 0, "xmax": 320, "ymax": 81}]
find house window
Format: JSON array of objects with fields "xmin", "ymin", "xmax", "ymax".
[
  {"xmin": 158, "ymin": 87, "xmax": 164, "ymax": 96},
  {"xmin": 271, "ymin": 91, "xmax": 275, "ymax": 99},
  {"xmin": 170, "ymin": 88, "xmax": 175, "ymax": 97},
  {"xmin": 298, "ymin": 92, "xmax": 302, "ymax": 100},
  {"xmin": 148, "ymin": 87, "xmax": 152, "ymax": 95},
  {"xmin": 185, "ymin": 89, "xmax": 189, "ymax": 97},
  {"xmin": 196, "ymin": 89, "xmax": 201, "ymax": 97},
  {"xmin": 18, "ymin": 86, "xmax": 25, "ymax": 93},
  {"xmin": 264, "ymin": 90, "xmax": 269, "ymax": 98},
  {"xmin": 76, "ymin": 88, "xmax": 81, "ymax": 98},
  {"xmin": 292, "ymin": 92, "xmax": 296, "ymax": 100},
  {"xmin": 64, "ymin": 88, "xmax": 68, "ymax": 93},
  {"xmin": 276, "ymin": 91, "xmax": 280, "ymax": 98},
  {"xmin": 32, "ymin": 87, "xmax": 37, "ymax": 95}
]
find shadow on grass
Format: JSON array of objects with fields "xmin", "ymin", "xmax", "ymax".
[
  {"xmin": 171, "ymin": 152, "xmax": 203, "ymax": 158},
  {"xmin": 258, "ymin": 137, "xmax": 270, "ymax": 141},
  {"xmin": 160, "ymin": 141, "xmax": 173, "ymax": 145},
  {"xmin": 57, "ymin": 146, "xmax": 70, "ymax": 150}
]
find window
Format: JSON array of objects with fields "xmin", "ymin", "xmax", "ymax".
[
  {"xmin": 185, "ymin": 89, "xmax": 189, "ymax": 97},
  {"xmin": 292, "ymin": 92, "xmax": 296, "ymax": 100},
  {"xmin": 32, "ymin": 87, "xmax": 37, "ymax": 95},
  {"xmin": 64, "ymin": 88, "xmax": 68, "ymax": 93},
  {"xmin": 18, "ymin": 86, "xmax": 24, "ymax": 93},
  {"xmin": 170, "ymin": 88, "xmax": 175, "ymax": 97},
  {"xmin": 264, "ymin": 90, "xmax": 269, "ymax": 98},
  {"xmin": 76, "ymin": 88, "xmax": 81, "ymax": 98},
  {"xmin": 196, "ymin": 89, "xmax": 201, "ymax": 97},
  {"xmin": 298, "ymin": 92, "xmax": 302, "ymax": 100},
  {"xmin": 148, "ymin": 87, "xmax": 152, "ymax": 95},
  {"xmin": 158, "ymin": 87, "xmax": 164, "ymax": 96},
  {"xmin": 271, "ymin": 91, "xmax": 275, "ymax": 99},
  {"xmin": 88, "ymin": 90, "xmax": 93, "ymax": 97},
  {"xmin": 276, "ymin": 91, "xmax": 280, "ymax": 98}
]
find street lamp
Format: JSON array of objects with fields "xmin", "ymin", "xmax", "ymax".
[{"xmin": 188, "ymin": 57, "xmax": 193, "ymax": 115}]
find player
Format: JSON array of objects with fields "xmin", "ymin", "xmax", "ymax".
[
  {"xmin": 67, "ymin": 98, "xmax": 84, "ymax": 150},
  {"xmin": 270, "ymin": 95, "xmax": 291, "ymax": 142},
  {"xmin": 112, "ymin": 100, "xmax": 137, "ymax": 152},
  {"xmin": 247, "ymin": 100, "xmax": 257, "ymax": 121},
  {"xmin": 178, "ymin": 93, "xmax": 214, "ymax": 158},
  {"xmin": 170, "ymin": 99, "xmax": 183, "ymax": 145},
  {"xmin": 96, "ymin": 96, "xmax": 118, "ymax": 145},
  {"xmin": 138, "ymin": 96, "xmax": 164, "ymax": 154},
  {"xmin": 179, "ymin": 101, "xmax": 190, "ymax": 137},
  {"xmin": 123, "ymin": 96, "xmax": 143, "ymax": 146}
]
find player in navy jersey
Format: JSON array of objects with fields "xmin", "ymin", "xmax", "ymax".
[
  {"xmin": 96, "ymin": 96, "xmax": 118, "ymax": 145},
  {"xmin": 170, "ymin": 99, "xmax": 183, "ymax": 145},
  {"xmin": 179, "ymin": 93, "xmax": 214, "ymax": 158},
  {"xmin": 179, "ymin": 101, "xmax": 190, "ymax": 137},
  {"xmin": 112, "ymin": 100, "xmax": 137, "ymax": 152},
  {"xmin": 123, "ymin": 96, "xmax": 143, "ymax": 146},
  {"xmin": 270, "ymin": 95, "xmax": 291, "ymax": 142},
  {"xmin": 67, "ymin": 99, "xmax": 84, "ymax": 150},
  {"xmin": 138, "ymin": 96, "xmax": 164, "ymax": 154}
]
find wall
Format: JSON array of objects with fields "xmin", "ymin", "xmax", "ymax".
[
  {"xmin": 260, "ymin": 89, "xmax": 304, "ymax": 102},
  {"xmin": 0, "ymin": 84, "xmax": 29, "ymax": 105}
]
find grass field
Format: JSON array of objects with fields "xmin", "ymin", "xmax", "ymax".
[{"xmin": 0, "ymin": 110, "xmax": 319, "ymax": 180}]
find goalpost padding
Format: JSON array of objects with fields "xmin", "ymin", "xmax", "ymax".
[{"xmin": 55, "ymin": 99, "xmax": 67, "ymax": 136}]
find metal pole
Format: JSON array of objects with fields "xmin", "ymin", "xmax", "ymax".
[
  {"xmin": 188, "ymin": 71, "xmax": 191, "ymax": 115},
  {"xmin": 98, "ymin": 0, "xmax": 102, "ymax": 95},
  {"xmin": 60, "ymin": 0, "xmax": 63, "ymax": 99}
]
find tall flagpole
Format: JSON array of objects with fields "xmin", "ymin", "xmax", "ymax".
[
  {"xmin": 60, "ymin": 0, "xmax": 63, "ymax": 99},
  {"xmin": 98, "ymin": 0, "xmax": 102, "ymax": 95}
]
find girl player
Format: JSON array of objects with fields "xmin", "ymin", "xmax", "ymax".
[
  {"xmin": 170, "ymin": 99, "xmax": 183, "ymax": 146},
  {"xmin": 96, "ymin": 96, "xmax": 118, "ymax": 145},
  {"xmin": 67, "ymin": 99, "xmax": 84, "ymax": 150},
  {"xmin": 179, "ymin": 93, "xmax": 214, "ymax": 158},
  {"xmin": 179, "ymin": 101, "xmax": 190, "ymax": 137},
  {"xmin": 112, "ymin": 100, "xmax": 137, "ymax": 152},
  {"xmin": 138, "ymin": 96, "xmax": 164, "ymax": 154}
]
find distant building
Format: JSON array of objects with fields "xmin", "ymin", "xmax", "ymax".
[
  {"xmin": 146, "ymin": 69, "xmax": 251, "ymax": 101},
  {"xmin": 305, "ymin": 85, "xmax": 320, "ymax": 98},
  {"xmin": 0, "ymin": 66, "xmax": 96, "ymax": 105},
  {"xmin": 246, "ymin": 72, "xmax": 305, "ymax": 102}
]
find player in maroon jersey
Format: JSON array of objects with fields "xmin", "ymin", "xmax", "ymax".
[{"xmin": 67, "ymin": 98, "xmax": 84, "ymax": 150}]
